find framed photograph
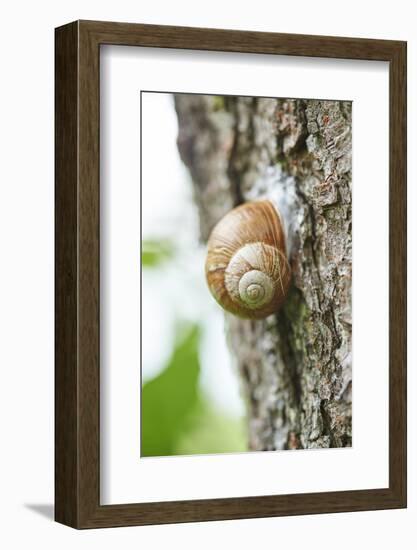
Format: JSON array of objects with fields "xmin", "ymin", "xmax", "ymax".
[{"xmin": 55, "ymin": 20, "xmax": 407, "ymax": 528}]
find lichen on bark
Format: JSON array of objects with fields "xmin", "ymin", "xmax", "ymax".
[{"xmin": 175, "ymin": 94, "xmax": 352, "ymax": 451}]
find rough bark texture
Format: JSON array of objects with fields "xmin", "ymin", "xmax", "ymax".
[{"xmin": 175, "ymin": 94, "xmax": 352, "ymax": 450}]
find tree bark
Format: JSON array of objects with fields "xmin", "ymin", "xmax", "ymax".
[{"xmin": 174, "ymin": 94, "xmax": 352, "ymax": 450}]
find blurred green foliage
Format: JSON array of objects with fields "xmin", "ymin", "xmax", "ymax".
[
  {"xmin": 141, "ymin": 237, "xmax": 247, "ymax": 457},
  {"xmin": 141, "ymin": 325, "xmax": 200, "ymax": 457},
  {"xmin": 141, "ymin": 323, "xmax": 247, "ymax": 457},
  {"xmin": 175, "ymin": 399, "xmax": 246, "ymax": 455},
  {"xmin": 142, "ymin": 239, "xmax": 174, "ymax": 268}
]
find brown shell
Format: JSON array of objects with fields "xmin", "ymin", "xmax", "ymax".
[{"xmin": 205, "ymin": 200, "xmax": 291, "ymax": 319}]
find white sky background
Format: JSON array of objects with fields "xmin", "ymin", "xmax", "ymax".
[{"xmin": 141, "ymin": 92, "xmax": 245, "ymax": 417}]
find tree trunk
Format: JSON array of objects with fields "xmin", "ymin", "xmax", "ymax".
[{"xmin": 174, "ymin": 94, "xmax": 352, "ymax": 450}]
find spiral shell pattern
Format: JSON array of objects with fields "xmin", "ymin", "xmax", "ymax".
[{"xmin": 205, "ymin": 200, "xmax": 291, "ymax": 319}]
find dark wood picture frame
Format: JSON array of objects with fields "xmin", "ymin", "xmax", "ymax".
[{"xmin": 55, "ymin": 20, "xmax": 407, "ymax": 529}]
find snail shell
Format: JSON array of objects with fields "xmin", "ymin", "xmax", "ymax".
[{"xmin": 205, "ymin": 200, "xmax": 291, "ymax": 319}]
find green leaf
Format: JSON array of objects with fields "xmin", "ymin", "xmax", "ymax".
[
  {"xmin": 174, "ymin": 399, "xmax": 247, "ymax": 456},
  {"xmin": 141, "ymin": 324, "xmax": 201, "ymax": 457},
  {"xmin": 141, "ymin": 239, "xmax": 174, "ymax": 268}
]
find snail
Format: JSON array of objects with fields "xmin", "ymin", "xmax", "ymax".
[{"xmin": 205, "ymin": 200, "xmax": 291, "ymax": 319}]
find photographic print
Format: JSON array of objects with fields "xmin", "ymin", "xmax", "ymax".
[
  {"xmin": 55, "ymin": 21, "xmax": 406, "ymax": 527},
  {"xmin": 141, "ymin": 91, "xmax": 352, "ymax": 457}
]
